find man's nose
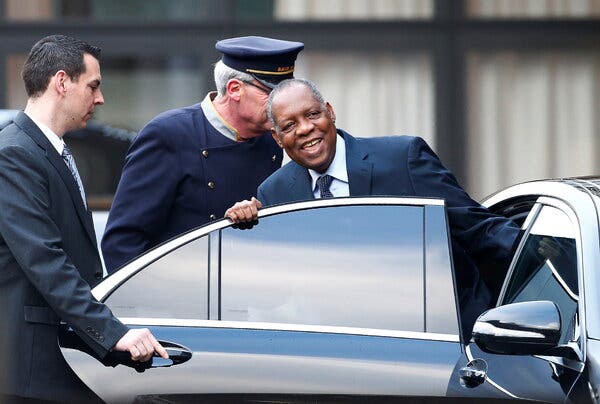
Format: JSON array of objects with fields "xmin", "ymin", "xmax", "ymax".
[
  {"xmin": 96, "ymin": 90, "xmax": 105, "ymax": 105},
  {"xmin": 296, "ymin": 118, "xmax": 314, "ymax": 135}
]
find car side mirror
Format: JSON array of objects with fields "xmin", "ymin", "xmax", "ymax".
[{"xmin": 472, "ymin": 300, "xmax": 561, "ymax": 355}]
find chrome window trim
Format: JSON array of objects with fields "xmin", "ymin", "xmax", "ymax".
[
  {"xmin": 498, "ymin": 197, "xmax": 587, "ymax": 363},
  {"xmin": 208, "ymin": 231, "xmax": 220, "ymax": 320},
  {"xmin": 535, "ymin": 197, "xmax": 587, "ymax": 363},
  {"xmin": 482, "ymin": 181, "xmax": 584, "ymax": 210},
  {"xmin": 118, "ymin": 317, "xmax": 460, "ymax": 342},
  {"xmin": 484, "ymin": 180, "xmax": 600, "ymax": 339},
  {"xmin": 93, "ymin": 196, "xmax": 445, "ymax": 300},
  {"xmin": 546, "ymin": 260, "xmax": 578, "ymax": 302},
  {"xmin": 535, "ymin": 354, "xmax": 585, "ymax": 373},
  {"xmin": 496, "ymin": 203, "xmax": 542, "ymax": 305}
]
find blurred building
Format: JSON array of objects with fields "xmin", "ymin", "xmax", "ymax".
[{"xmin": 0, "ymin": 0, "xmax": 598, "ymax": 204}]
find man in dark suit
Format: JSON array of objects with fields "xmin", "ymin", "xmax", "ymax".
[
  {"xmin": 226, "ymin": 78, "xmax": 522, "ymax": 338},
  {"xmin": 0, "ymin": 35, "xmax": 167, "ymax": 403}
]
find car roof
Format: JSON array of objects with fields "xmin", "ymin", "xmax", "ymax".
[{"xmin": 483, "ymin": 177, "xmax": 600, "ymax": 204}]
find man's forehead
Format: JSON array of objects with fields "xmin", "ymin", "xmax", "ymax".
[
  {"xmin": 83, "ymin": 53, "xmax": 100, "ymax": 67},
  {"xmin": 273, "ymin": 85, "xmax": 317, "ymax": 107},
  {"xmin": 82, "ymin": 54, "xmax": 102, "ymax": 79}
]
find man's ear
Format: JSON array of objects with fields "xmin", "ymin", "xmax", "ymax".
[
  {"xmin": 53, "ymin": 70, "xmax": 69, "ymax": 95},
  {"xmin": 326, "ymin": 102, "xmax": 336, "ymax": 123},
  {"xmin": 226, "ymin": 79, "xmax": 243, "ymax": 101},
  {"xmin": 271, "ymin": 130, "xmax": 283, "ymax": 148}
]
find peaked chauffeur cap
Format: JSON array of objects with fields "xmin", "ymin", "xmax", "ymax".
[{"xmin": 216, "ymin": 36, "xmax": 304, "ymax": 89}]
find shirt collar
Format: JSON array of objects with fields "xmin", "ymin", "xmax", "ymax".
[
  {"xmin": 200, "ymin": 91, "xmax": 240, "ymax": 142},
  {"xmin": 308, "ymin": 133, "xmax": 348, "ymax": 190},
  {"xmin": 24, "ymin": 111, "xmax": 65, "ymax": 155}
]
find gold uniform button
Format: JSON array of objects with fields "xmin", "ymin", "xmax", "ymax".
[
  {"xmin": 271, "ymin": 154, "xmax": 277, "ymax": 162},
  {"xmin": 202, "ymin": 150, "xmax": 209, "ymax": 158},
  {"xmin": 208, "ymin": 181, "xmax": 215, "ymax": 189},
  {"xmin": 209, "ymin": 214, "xmax": 217, "ymax": 220}
]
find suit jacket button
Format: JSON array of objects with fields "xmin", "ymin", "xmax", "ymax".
[
  {"xmin": 209, "ymin": 214, "xmax": 216, "ymax": 220},
  {"xmin": 272, "ymin": 154, "xmax": 277, "ymax": 162},
  {"xmin": 202, "ymin": 150, "xmax": 209, "ymax": 158},
  {"xmin": 207, "ymin": 181, "xmax": 215, "ymax": 189}
]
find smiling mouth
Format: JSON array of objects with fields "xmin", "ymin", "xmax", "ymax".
[{"xmin": 301, "ymin": 138, "xmax": 322, "ymax": 149}]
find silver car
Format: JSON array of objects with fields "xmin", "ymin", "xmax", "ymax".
[{"xmin": 61, "ymin": 177, "xmax": 600, "ymax": 403}]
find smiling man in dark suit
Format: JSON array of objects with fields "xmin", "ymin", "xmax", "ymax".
[
  {"xmin": 0, "ymin": 35, "xmax": 167, "ymax": 403},
  {"xmin": 226, "ymin": 78, "xmax": 522, "ymax": 339}
]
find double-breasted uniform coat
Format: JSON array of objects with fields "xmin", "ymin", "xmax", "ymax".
[{"xmin": 102, "ymin": 102, "xmax": 282, "ymax": 273}]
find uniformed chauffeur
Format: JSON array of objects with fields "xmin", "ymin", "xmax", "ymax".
[{"xmin": 102, "ymin": 36, "xmax": 304, "ymax": 274}]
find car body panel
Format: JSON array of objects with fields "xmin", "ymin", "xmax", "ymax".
[
  {"xmin": 58, "ymin": 181, "xmax": 600, "ymax": 403},
  {"xmin": 480, "ymin": 178, "xmax": 600, "ymax": 403},
  {"xmin": 63, "ymin": 322, "xmax": 465, "ymax": 402}
]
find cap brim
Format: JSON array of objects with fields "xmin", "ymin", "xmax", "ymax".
[{"xmin": 253, "ymin": 76, "xmax": 277, "ymax": 90}]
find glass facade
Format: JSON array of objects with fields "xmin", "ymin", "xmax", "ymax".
[
  {"xmin": 4, "ymin": 0, "xmax": 431, "ymax": 21},
  {"xmin": 467, "ymin": 0, "xmax": 600, "ymax": 18},
  {"xmin": 274, "ymin": 0, "xmax": 433, "ymax": 20},
  {"xmin": 4, "ymin": 0, "xmax": 276, "ymax": 21},
  {"xmin": 0, "ymin": 0, "xmax": 598, "ymax": 205},
  {"xmin": 296, "ymin": 51, "xmax": 434, "ymax": 148},
  {"xmin": 466, "ymin": 50, "xmax": 600, "ymax": 198},
  {"xmin": 95, "ymin": 56, "xmax": 205, "ymax": 131}
]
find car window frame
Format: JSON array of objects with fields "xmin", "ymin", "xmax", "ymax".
[
  {"xmin": 497, "ymin": 197, "xmax": 586, "ymax": 361},
  {"xmin": 210, "ymin": 203, "xmax": 446, "ymax": 333},
  {"xmin": 94, "ymin": 197, "xmax": 461, "ymax": 343}
]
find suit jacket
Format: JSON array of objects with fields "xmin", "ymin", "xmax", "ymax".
[
  {"xmin": 102, "ymin": 102, "xmax": 282, "ymax": 273},
  {"xmin": 0, "ymin": 112, "xmax": 128, "ymax": 401},
  {"xmin": 258, "ymin": 130, "xmax": 522, "ymax": 337}
]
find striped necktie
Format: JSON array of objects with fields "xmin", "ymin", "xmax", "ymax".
[
  {"xmin": 62, "ymin": 145, "xmax": 87, "ymax": 208},
  {"xmin": 317, "ymin": 174, "xmax": 334, "ymax": 198}
]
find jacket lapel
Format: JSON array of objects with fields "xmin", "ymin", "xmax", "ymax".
[
  {"xmin": 341, "ymin": 130, "xmax": 373, "ymax": 196},
  {"xmin": 14, "ymin": 112, "xmax": 98, "ymax": 247},
  {"xmin": 287, "ymin": 161, "xmax": 315, "ymax": 201}
]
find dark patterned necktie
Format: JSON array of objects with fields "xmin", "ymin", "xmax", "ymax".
[
  {"xmin": 62, "ymin": 145, "xmax": 87, "ymax": 208},
  {"xmin": 317, "ymin": 174, "xmax": 334, "ymax": 198}
]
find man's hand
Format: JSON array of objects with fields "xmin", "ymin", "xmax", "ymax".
[
  {"xmin": 225, "ymin": 197, "xmax": 262, "ymax": 223},
  {"xmin": 113, "ymin": 328, "xmax": 169, "ymax": 362}
]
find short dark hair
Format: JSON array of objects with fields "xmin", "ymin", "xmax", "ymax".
[{"xmin": 22, "ymin": 34, "xmax": 101, "ymax": 98}]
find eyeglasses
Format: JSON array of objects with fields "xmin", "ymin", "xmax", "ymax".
[{"xmin": 242, "ymin": 80, "xmax": 272, "ymax": 95}]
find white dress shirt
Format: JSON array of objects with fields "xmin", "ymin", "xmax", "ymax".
[
  {"xmin": 308, "ymin": 134, "xmax": 350, "ymax": 198},
  {"xmin": 25, "ymin": 112, "xmax": 65, "ymax": 155}
]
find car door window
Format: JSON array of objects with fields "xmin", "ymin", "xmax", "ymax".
[
  {"xmin": 105, "ymin": 237, "xmax": 209, "ymax": 319},
  {"xmin": 502, "ymin": 204, "xmax": 578, "ymax": 343},
  {"xmin": 219, "ymin": 204, "xmax": 457, "ymax": 334}
]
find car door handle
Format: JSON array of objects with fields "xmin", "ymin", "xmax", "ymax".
[
  {"xmin": 155, "ymin": 341, "xmax": 192, "ymax": 367},
  {"xmin": 104, "ymin": 340, "xmax": 192, "ymax": 372},
  {"xmin": 459, "ymin": 358, "xmax": 487, "ymax": 388}
]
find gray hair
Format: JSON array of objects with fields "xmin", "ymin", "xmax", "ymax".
[
  {"xmin": 266, "ymin": 78, "xmax": 327, "ymax": 135},
  {"xmin": 213, "ymin": 60, "xmax": 254, "ymax": 97}
]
